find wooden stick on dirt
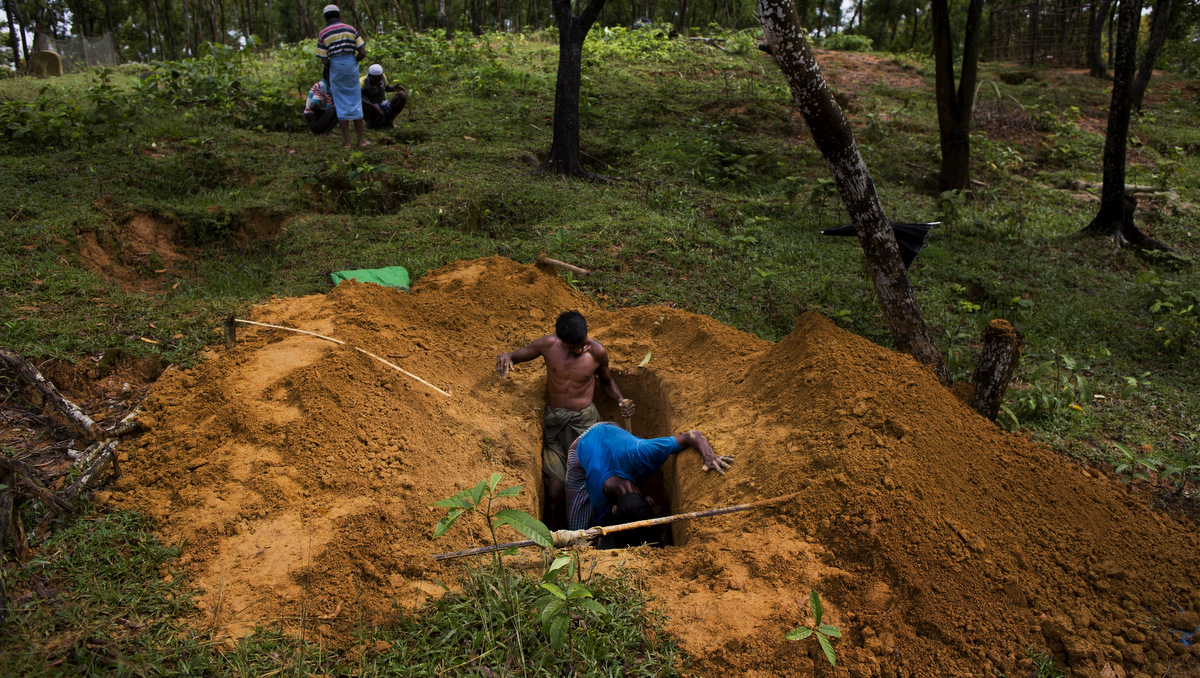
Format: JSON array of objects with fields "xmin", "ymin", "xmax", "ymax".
[
  {"xmin": 223, "ymin": 314, "xmax": 237, "ymax": 350},
  {"xmin": 233, "ymin": 319, "xmax": 451, "ymax": 397},
  {"xmin": 431, "ymin": 492, "xmax": 800, "ymax": 561},
  {"xmin": 536, "ymin": 253, "xmax": 590, "ymax": 275},
  {"xmin": 0, "ymin": 349, "xmax": 103, "ymax": 441}
]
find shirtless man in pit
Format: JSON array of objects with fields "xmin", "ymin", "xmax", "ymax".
[{"xmin": 496, "ymin": 310, "xmax": 635, "ymax": 529}]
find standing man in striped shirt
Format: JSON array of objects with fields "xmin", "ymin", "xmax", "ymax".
[{"xmin": 316, "ymin": 5, "xmax": 369, "ymax": 148}]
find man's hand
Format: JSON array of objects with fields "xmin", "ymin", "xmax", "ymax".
[
  {"xmin": 372, "ymin": 103, "xmax": 383, "ymax": 116},
  {"xmin": 619, "ymin": 398, "xmax": 635, "ymax": 418},
  {"xmin": 496, "ymin": 353, "xmax": 514, "ymax": 379},
  {"xmin": 702, "ymin": 454, "xmax": 734, "ymax": 474}
]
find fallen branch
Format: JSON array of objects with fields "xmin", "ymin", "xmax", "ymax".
[
  {"xmin": 536, "ymin": 253, "xmax": 590, "ymax": 275},
  {"xmin": 431, "ymin": 492, "xmax": 799, "ymax": 561},
  {"xmin": 233, "ymin": 319, "xmax": 451, "ymax": 397},
  {"xmin": 689, "ymin": 37, "xmax": 731, "ymax": 53},
  {"xmin": 105, "ymin": 407, "xmax": 143, "ymax": 437},
  {"xmin": 0, "ymin": 349, "xmax": 103, "ymax": 441},
  {"xmin": 0, "ymin": 457, "xmax": 76, "ymax": 517},
  {"xmin": 61, "ymin": 439, "xmax": 120, "ymax": 502}
]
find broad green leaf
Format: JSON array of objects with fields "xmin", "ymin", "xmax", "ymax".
[
  {"xmin": 502, "ymin": 546, "xmax": 519, "ymax": 556},
  {"xmin": 578, "ymin": 598, "xmax": 608, "ymax": 616},
  {"xmin": 541, "ymin": 582, "xmax": 567, "ymax": 600},
  {"xmin": 430, "ymin": 489, "xmax": 474, "ymax": 509},
  {"xmin": 817, "ymin": 633, "xmax": 837, "ymax": 666},
  {"xmin": 433, "ymin": 508, "xmax": 465, "ymax": 539},
  {"xmin": 549, "ymin": 615, "xmax": 566, "ymax": 651},
  {"xmin": 469, "ymin": 479, "xmax": 488, "ymax": 506},
  {"xmin": 818, "ymin": 624, "xmax": 841, "ymax": 638},
  {"xmin": 494, "ymin": 485, "xmax": 523, "ymax": 498},
  {"xmin": 487, "ymin": 472, "xmax": 504, "ymax": 493},
  {"xmin": 810, "ymin": 590, "xmax": 823, "ymax": 626},
  {"xmin": 544, "ymin": 555, "xmax": 572, "ymax": 580},
  {"xmin": 565, "ymin": 584, "xmax": 594, "ymax": 600},
  {"xmin": 1076, "ymin": 375, "xmax": 1092, "ymax": 403},
  {"xmin": 785, "ymin": 627, "xmax": 813, "ymax": 641},
  {"xmin": 493, "ymin": 509, "xmax": 554, "ymax": 548},
  {"xmin": 541, "ymin": 598, "xmax": 564, "ymax": 624}
]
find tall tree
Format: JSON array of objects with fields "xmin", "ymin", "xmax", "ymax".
[
  {"xmin": 541, "ymin": 0, "xmax": 608, "ymax": 177},
  {"xmin": 1131, "ymin": 0, "xmax": 1174, "ymax": 111},
  {"xmin": 1087, "ymin": 0, "xmax": 1113, "ymax": 78},
  {"xmin": 1083, "ymin": 0, "xmax": 1170, "ymax": 252},
  {"xmin": 931, "ymin": 0, "xmax": 983, "ymax": 191},
  {"xmin": 4, "ymin": 0, "xmax": 21, "ymax": 70},
  {"xmin": 757, "ymin": 0, "xmax": 951, "ymax": 385}
]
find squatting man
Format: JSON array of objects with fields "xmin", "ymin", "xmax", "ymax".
[
  {"xmin": 495, "ymin": 311, "xmax": 634, "ymax": 530},
  {"xmin": 565, "ymin": 423, "xmax": 733, "ymax": 542}
]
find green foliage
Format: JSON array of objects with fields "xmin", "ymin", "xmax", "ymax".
[
  {"xmin": 537, "ymin": 553, "xmax": 609, "ymax": 651},
  {"xmin": 785, "ymin": 590, "xmax": 841, "ymax": 667},
  {"xmin": 431, "ymin": 472, "xmax": 553, "ymax": 559},
  {"xmin": 1136, "ymin": 267, "xmax": 1199, "ymax": 353},
  {"xmin": 1112, "ymin": 441, "xmax": 1163, "ymax": 483},
  {"xmin": 1025, "ymin": 646, "xmax": 1067, "ymax": 678},
  {"xmin": 820, "ymin": 33, "xmax": 874, "ymax": 52},
  {"xmin": 1000, "ymin": 352, "xmax": 1141, "ymax": 430}
]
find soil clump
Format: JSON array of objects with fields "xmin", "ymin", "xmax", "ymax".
[{"xmin": 102, "ymin": 257, "xmax": 1200, "ymax": 677}]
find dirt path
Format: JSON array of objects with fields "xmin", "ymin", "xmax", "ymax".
[{"xmin": 103, "ymin": 257, "xmax": 1200, "ymax": 677}]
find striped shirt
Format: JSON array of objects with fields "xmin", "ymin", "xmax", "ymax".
[
  {"xmin": 304, "ymin": 80, "xmax": 333, "ymax": 116},
  {"xmin": 316, "ymin": 22, "xmax": 364, "ymax": 59}
]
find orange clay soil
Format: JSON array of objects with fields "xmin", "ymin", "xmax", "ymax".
[{"xmin": 103, "ymin": 256, "xmax": 1200, "ymax": 678}]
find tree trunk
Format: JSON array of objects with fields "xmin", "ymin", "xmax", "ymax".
[
  {"xmin": 1131, "ymin": 0, "xmax": 1173, "ymax": 111},
  {"xmin": 932, "ymin": 0, "xmax": 983, "ymax": 191},
  {"xmin": 541, "ymin": 0, "xmax": 608, "ymax": 178},
  {"xmin": 4, "ymin": 0, "xmax": 20, "ymax": 70},
  {"xmin": 439, "ymin": 0, "xmax": 452, "ymax": 37},
  {"xmin": 1026, "ymin": 1, "xmax": 1038, "ymax": 65},
  {"xmin": 162, "ymin": 0, "xmax": 178, "ymax": 57},
  {"xmin": 1088, "ymin": 0, "xmax": 1112, "ymax": 77},
  {"xmin": 1082, "ymin": 0, "xmax": 1169, "ymax": 252},
  {"xmin": 969, "ymin": 320, "xmax": 1024, "ymax": 421},
  {"xmin": 412, "ymin": 0, "xmax": 421, "ymax": 29},
  {"xmin": 757, "ymin": 0, "xmax": 951, "ymax": 385}
]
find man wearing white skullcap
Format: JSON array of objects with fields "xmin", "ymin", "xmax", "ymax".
[
  {"xmin": 316, "ymin": 4, "xmax": 369, "ymax": 147},
  {"xmin": 360, "ymin": 63, "xmax": 408, "ymax": 129}
]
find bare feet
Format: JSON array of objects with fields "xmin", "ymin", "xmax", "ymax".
[
  {"xmin": 358, "ymin": 140, "xmax": 371, "ymax": 147},
  {"xmin": 342, "ymin": 142, "xmax": 352, "ymax": 148}
]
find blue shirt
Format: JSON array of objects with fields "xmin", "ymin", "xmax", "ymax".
[{"xmin": 566, "ymin": 423, "xmax": 681, "ymax": 529}]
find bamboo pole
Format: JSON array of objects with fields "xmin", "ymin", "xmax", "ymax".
[
  {"xmin": 0, "ymin": 349, "xmax": 103, "ymax": 441},
  {"xmin": 536, "ymin": 253, "xmax": 590, "ymax": 275},
  {"xmin": 233, "ymin": 319, "xmax": 451, "ymax": 397},
  {"xmin": 431, "ymin": 492, "xmax": 799, "ymax": 561}
]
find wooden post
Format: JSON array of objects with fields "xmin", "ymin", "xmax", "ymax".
[
  {"xmin": 969, "ymin": 319, "xmax": 1024, "ymax": 421},
  {"xmin": 223, "ymin": 314, "xmax": 236, "ymax": 350}
]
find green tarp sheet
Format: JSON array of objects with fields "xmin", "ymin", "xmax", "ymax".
[{"xmin": 331, "ymin": 266, "xmax": 410, "ymax": 290}]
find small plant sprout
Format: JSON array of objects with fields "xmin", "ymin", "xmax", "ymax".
[
  {"xmin": 1112, "ymin": 442, "xmax": 1163, "ymax": 484},
  {"xmin": 430, "ymin": 472, "xmax": 553, "ymax": 567},
  {"xmin": 537, "ymin": 552, "xmax": 609, "ymax": 651},
  {"xmin": 786, "ymin": 590, "xmax": 842, "ymax": 667}
]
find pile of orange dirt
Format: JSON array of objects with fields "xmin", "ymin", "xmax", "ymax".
[{"xmin": 103, "ymin": 256, "xmax": 1200, "ymax": 678}]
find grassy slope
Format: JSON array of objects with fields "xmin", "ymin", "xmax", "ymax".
[{"xmin": 0, "ymin": 27, "xmax": 1198, "ymax": 670}]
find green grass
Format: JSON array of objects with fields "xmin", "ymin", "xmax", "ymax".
[{"xmin": 2, "ymin": 26, "xmax": 1200, "ymax": 671}]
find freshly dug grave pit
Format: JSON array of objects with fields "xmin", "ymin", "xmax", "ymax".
[{"xmin": 103, "ymin": 257, "xmax": 1200, "ymax": 677}]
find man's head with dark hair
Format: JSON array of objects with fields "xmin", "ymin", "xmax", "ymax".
[
  {"xmin": 614, "ymin": 492, "xmax": 653, "ymax": 522},
  {"xmin": 555, "ymin": 311, "xmax": 588, "ymax": 348}
]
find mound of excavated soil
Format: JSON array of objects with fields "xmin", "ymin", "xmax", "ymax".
[{"xmin": 104, "ymin": 257, "xmax": 1200, "ymax": 678}]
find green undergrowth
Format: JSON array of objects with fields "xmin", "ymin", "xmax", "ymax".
[
  {"xmin": 0, "ymin": 507, "xmax": 680, "ymax": 675},
  {"xmin": 2, "ymin": 29, "xmax": 1198, "ymax": 469}
]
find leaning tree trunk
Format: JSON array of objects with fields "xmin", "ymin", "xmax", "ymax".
[
  {"xmin": 4, "ymin": 0, "xmax": 20, "ymax": 70},
  {"xmin": 540, "ymin": 0, "xmax": 607, "ymax": 178},
  {"xmin": 1131, "ymin": 0, "xmax": 1173, "ymax": 111},
  {"xmin": 758, "ymin": 0, "xmax": 951, "ymax": 385},
  {"xmin": 1083, "ymin": 0, "xmax": 1170, "ymax": 252},
  {"xmin": 1087, "ymin": 0, "xmax": 1112, "ymax": 78},
  {"xmin": 931, "ymin": 0, "xmax": 983, "ymax": 191}
]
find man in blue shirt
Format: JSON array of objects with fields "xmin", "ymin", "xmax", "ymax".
[{"xmin": 564, "ymin": 423, "xmax": 733, "ymax": 533}]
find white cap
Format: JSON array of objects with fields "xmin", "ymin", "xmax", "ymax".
[
  {"xmin": 323, "ymin": 4, "xmax": 339, "ymax": 15},
  {"xmin": 368, "ymin": 64, "xmax": 383, "ymax": 76}
]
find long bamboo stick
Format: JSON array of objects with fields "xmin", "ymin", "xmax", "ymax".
[
  {"xmin": 233, "ymin": 319, "xmax": 451, "ymax": 397},
  {"xmin": 430, "ymin": 492, "xmax": 799, "ymax": 561}
]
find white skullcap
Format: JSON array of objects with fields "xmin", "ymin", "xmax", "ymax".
[
  {"xmin": 323, "ymin": 4, "xmax": 340, "ymax": 15},
  {"xmin": 368, "ymin": 64, "xmax": 383, "ymax": 76}
]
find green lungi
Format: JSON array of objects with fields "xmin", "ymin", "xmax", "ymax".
[{"xmin": 542, "ymin": 403, "xmax": 600, "ymax": 484}]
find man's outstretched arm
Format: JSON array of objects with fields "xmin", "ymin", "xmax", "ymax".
[
  {"xmin": 673, "ymin": 430, "xmax": 733, "ymax": 474},
  {"xmin": 496, "ymin": 336, "xmax": 551, "ymax": 378}
]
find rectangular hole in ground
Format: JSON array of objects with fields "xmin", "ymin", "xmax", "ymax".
[{"xmin": 594, "ymin": 369, "xmax": 688, "ymax": 548}]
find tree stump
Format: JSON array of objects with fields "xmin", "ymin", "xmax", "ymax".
[{"xmin": 970, "ymin": 319, "xmax": 1024, "ymax": 421}]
